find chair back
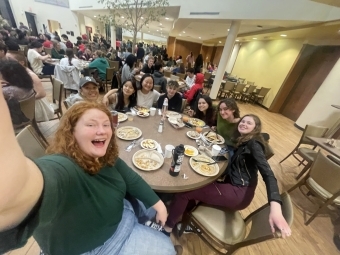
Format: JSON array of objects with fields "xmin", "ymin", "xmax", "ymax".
[
  {"xmin": 116, "ymin": 73, "xmax": 122, "ymax": 89},
  {"xmin": 109, "ymin": 61, "xmax": 120, "ymax": 71},
  {"xmin": 234, "ymin": 83, "xmax": 246, "ymax": 93},
  {"xmin": 170, "ymin": 74, "xmax": 180, "ymax": 81},
  {"xmin": 224, "ymin": 81, "xmax": 235, "ymax": 91},
  {"xmin": 243, "ymin": 192, "xmax": 293, "ymax": 242},
  {"xmin": 181, "ymin": 99, "xmax": 187, "ymax": 113},
  {"xmin": 106, "ymin": 67, "xmax": 115, "ymax": 81},
  {"xmin": 245, "ymin": 85, "xmax": 256, "ymax": 94},
  {"xmin": 154, "ymin": 85, "xmax": 161, "ymax": 92},
  {"xmin": 300, "ymin": 125, "xmax": 329, "ymax": 145},
  {"xmin": 204, "ymin": 72, "xmax": 212, "ymax": 80},
  {"xmin": 44, "ymin": 48, "xmax": 52, "ymax": 56},
  {"xmin": 265, "ymin": 143, "xmax": 275, "ymax": 160},
  {"xmin": 258, "ymin": 87, "xmax": 271, "ymax": 97},
  {"xmin": 164, "ymin": 71, "xmax": 171, "ymax": 78},
  {"xmin": 309, "ymin": 152, "xmax": 340, "ymax": 195},
  {"xmin": 16, "ymin": 125, "xmax": 46, "ymax": 159},
  {"xmin": 177, "ymin": 73, "xmax": 185, "ymax": 80},
  {"xmin": 238, "ymin": 78, "xmax": 246, "ymax": 84},
  {"xmin": 247, "ymin": 81, "xmax": 255, "ymax": 85},
  {"xmin": 19, "ymin": 93, "xmax": 36, "ymax": 121},
  {"xmin": 52, "ymin": 78, "xmax": 64, "ymax": 106}
]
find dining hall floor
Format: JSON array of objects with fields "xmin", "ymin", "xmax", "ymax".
[{"xmin": 5, "ymin": 80, "xmax": 340, "ymax": 255}]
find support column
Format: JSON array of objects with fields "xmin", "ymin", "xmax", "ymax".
[
  {"xmin": 141, "ymin": 32, "xmax": 144, "ymax": 41},
  {"xmin": 226, "ymin": 43, "xmax": 240, "ymax": 74},
  {"xmin": 110, "ymin": 24, "xmax": 116, "ymax": 47},
  {"xmin": 209, "ymin": 21, "xmax": 241, "ymax": 99}
]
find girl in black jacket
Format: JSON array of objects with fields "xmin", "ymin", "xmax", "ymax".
[{"xmin": 153, "ymin": 114, "xmax": 292, "ymax": 238}]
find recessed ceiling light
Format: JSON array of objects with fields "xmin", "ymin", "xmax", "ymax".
[
  {"xmin": 219, "ymin": 41, "xmax": 222, "ymax": 43},
  {"xmin": 141, "ymin": 17, "xmax": 144, "ymax": 19},
  {"xmin": 157, "ymin": 30, "xmax": 159, "ymax": 31},
  {"xmin": 253, "ymin": 38, "xmax": 257, "ymax": 39},
  {"xmin": 236, "ymin": 39, "xmax": 239, "ymax": 41},
  {"xmin": 160, "ymin": 28, "xmax": 162, "ymax": 30},
  {"xmin": 199, "ymin": 37, "xmax": 201, "ymax": 39},
  {"xmin": 227, "ymin": 29, "xmax": 230, "ymax": 31},
  {"xmin": 183, "ymin": 31, "xmax": 185, "ymax": 33},
  {"xmin": 121, "ymin": 16, "xmax": 124, "ymax": 18},
  {"xmin": 165, "ymin": 17, "xmax": 169, "ymax": 20},
  {"xmin": 179, "ymin": 34, "xmax": 182, "ymax": 36},
  {"xmin": 159, "ymin": 23, "xmax": 162, "ymax": 25},
  {"xmin": 148, "ymin": 30, "xmax": 150, "ymax": 32},
  {"xmin": 94, "ymin": 15, "xmax": 96, "ymax": 17},
  {"xmin": 280, "ymin": 34, "xmax": 287, "ymax": 37}
]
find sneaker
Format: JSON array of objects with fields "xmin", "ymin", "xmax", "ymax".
[
  {"xmin": 144, "ymin": 220, "xmax": 171, "ymax": 237},
  {"xmin": 176, "ymin": 223, "xmax": 200, "ymax": 234}
]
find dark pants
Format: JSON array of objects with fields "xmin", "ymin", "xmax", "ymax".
[
  {"xmin": 42, "ymin": 63, "xmax": 55, "ymax": 75},
  {"xmin": 166, "ymin": 179, "xmax": 257, "ymax": 228}
]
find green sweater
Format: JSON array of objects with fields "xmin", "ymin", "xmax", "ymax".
[
  {"xmin": 8, "ymin": 155, "xmax": 159, "ymax": 255},
  {"xmin": 216, "ymin": 113, "xmax": 238, "ymax": 146},
  {"xmin": 51, "ymin": 48, "xmax": 64, "ymax": 59},
  {"xmin": 88, "ymin": 57, "xmax": 109, "ymax": 80}
]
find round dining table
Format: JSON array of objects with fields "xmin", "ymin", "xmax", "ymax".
[{"xmin": 115, "ymin": 112, "xmax": 228, "ymax": 193}]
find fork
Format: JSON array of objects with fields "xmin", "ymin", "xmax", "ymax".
[{"xmin": 125, "ymin": 140, "xmax": 137, "ymax": 152}]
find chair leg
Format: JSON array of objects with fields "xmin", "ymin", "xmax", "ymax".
[
  {"xmin": 287, "ymin": 181, "xmax": 302, "ymax": 193},
  {"xmin": 178, "ymin": 212, "xmax": 191, "ymax": 237},
  {"xmin": 279, "ymin": 150, "xmax": 296, "ymax": 163},
  {"xmin": 296, "ymin": 162, "xmax": 312, "ymax": 180},
  {"xmin": 32, "ymin": 120, "xmax": 49, "ymax": 145},
  {"xmin": 305, "ymin": 198, "xmax": 336, "ymax": 225}
]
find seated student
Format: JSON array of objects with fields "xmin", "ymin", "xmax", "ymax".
[
  {"xmin": 152, "ymin": 62, "xmax": 168, "ymax": 93},
  {"xmin": 157, "ymin": 81, "xmax": 182, "ymax": 113},
  {"xmin": 51, "ymin": 40, "xmax": 65, "ymax": 59},
  {"xmin": 137, "ymin": 74, "xmax": 160, "ymax": 108},
  {"xmin": 141, "ymin": 56, "xmax": 154, "ymax": 74},
  {"xmin": 27, "ymin": 40, "xmax": 54, "ymax": 75},
  {"xmin": 188, "ymin": 95, "xmax": 216, "ymax": 127},
  {"xmin": 65, "ymin": 76, "xmax": 99, "ymax": 108},
  {"xmin": 88, "ymin": 50, "xmax": 109, "ymax": 81},
  {"xmin": 0, "ymin": 42, "xmax": 8, "ymax": 60},
  {"xmin": 103, "ymin": 79, "xmax": 137, "ymax": 112},
  {"xmin": 185, "ymin": 68, "xmax": 196, "ymax": 88},
  {"xmin": 183, "ymin": 72, "xmax": 204, "ymax": 105},
  {"xmin": 60, "ymin": 48, "xmax": 80, "ymax": 67},
  {"xmin": 0, "ymin": 98, "xmax": 181, "ymax": 255},
  {"xmin": 42, "ymin": 34, "xmax": 53, "ymax": 49}
]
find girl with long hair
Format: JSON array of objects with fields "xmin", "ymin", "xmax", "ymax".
[
  {"xmin": 0, "ymin": 97, "xmax": 181, "ymax": 254},
  {"xmin": 149, "ymin": 114, "xmax": 292, "ymax": 239},
  {"xmin": 60, "ymin": 48, "xmax": 80, "ymax": 67},
  {"xmin": 102, "ymin": 79, "xmax": 138, "ymax": 112},
  {"xmin": 188, "ymin": 95, "xmax": 216, "ymax": 127},
  {"xmin": 137, "ymin": 73, "xmax": 160, "ymax": 108},
  {"xmin": 121, "ymin": 54, "xmax": 139, "ymax": 84}
]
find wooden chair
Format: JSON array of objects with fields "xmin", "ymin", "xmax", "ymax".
[
  {"xmin": 17, "ymin": 93, "xmax": 49, "ymax": 145},
  {"xmin": 16, "ymin": 125, "xmax": 47, "ymax": 159},
  {"xmin": 247, "ymin": 81, "xmax": 255, "ymax": 85},
  {"xmin": 252, "ymin": 87, "xmax": 271, "ymax": 104},
  {"xmin": 241, "ymin": 85, "xmax": 256, "ymax": 102},
  {"xmin": 176, "ymin": 73, "xmax": 185, "ymax": 80},
  {"xmin": 44, "ymin": 48, "xmax": 52, "ymax": 56},
  {"xmin": 280, "ymin": 125, "xmax": 329, "ymax": 179},
  {"xmin": 220, "ymin": 82, "xmax": 236, "ymax": 98},
  {"xmin": 63, "ymin": 100, "xmax": 69, "ymax": 110},
  {"xmin": 109, "ymin": 60, "xmax": 120, "ymax": 71},
  {"xmin": 164, "ymin": 71, "xmax": 171, "ymax": 78},
  {"xmin": 238, "ymin": 78, "xmax": 246, "ymax": 84},
  {"xmin": 203, "ymin": 72, "xmax": 212, "ymax": 87},
  {"xmin": 116, "ymin": 72, "xmax": 122, "ymax": 90},
  {"xmin": 232, "ymin": 83, "xmax": 246, "ymax": 100},
  {"xmin": 50, "ymin": 78, "xmax": 64, "ymax": 119},
  {"xmin": 288, "ymin": 152, "xmax": 340, "ymax": 225},
  {"xmin": 154, "ymin": 85, "xmax": 161, "ymax": 92},
  {"xmin": 179, "ymin": 193, "xmax": 293, "ymax": 255},
  {"xmin": 181, "ymin": 99, "xmax": 187, "ymax": 113},
  {"xmin": 105, "ymin": 68, "xmax": 115, "ymax": 92}
]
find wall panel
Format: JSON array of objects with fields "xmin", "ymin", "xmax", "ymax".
[{"xmin": 174, "ymin": 39, "xmax": 202, "ymax": 64}]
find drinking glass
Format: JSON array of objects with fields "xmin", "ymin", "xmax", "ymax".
[
  {"xmin": 196, "ymin": 126, "xmax": 203, "ymax": 134},
  {"xmin": 182, "ymin": 116, "xmax": 189, "ymax": 122}
]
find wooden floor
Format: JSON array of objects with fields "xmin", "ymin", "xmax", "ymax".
[{"xmin": 6, "ymin": 80, "xmax": 340, "ymax": 255}]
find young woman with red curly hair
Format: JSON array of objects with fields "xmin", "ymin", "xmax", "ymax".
[{"xmin": 0, "ymin": 96, "xmax": 182, "ymax": 254}]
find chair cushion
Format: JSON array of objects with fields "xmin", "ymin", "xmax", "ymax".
[
  {"xmin": 306, "ymin": 178, "xmax": 340, "ymax": 205},
  {"xmin": 297, "ymin": 147, "xmax": 317, "ymax": 162},
  {"xmin": 51, "ymin": 103, "xmax": 59, "ymax": 111},
  {"xmin": 192, "ymin": 204, "xmax": 246, "ymax": 245}
]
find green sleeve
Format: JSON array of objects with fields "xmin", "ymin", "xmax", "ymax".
[
  {"xmin": 114, "ymin": 158, "xmax": 160, "ymax": 208},
  {"xmin": 88, "ymin": 59, "xmax": 97, "ymax": 69},
  {"xmin": 51, "ymin": 49, "xmax": 63, "ymax": 59}
]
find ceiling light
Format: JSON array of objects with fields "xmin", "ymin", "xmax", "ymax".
[
  {"xmin": 280, "ymin": 34, "xmax": 287, "ymax": 37},
  {"xmin": 148, "ymin": 30, "xmax": 150, "ymax": 32},
  {"xmin": 183, "ymin": 31, "xmax": 185, "ymax": 33},
  {"xmin": 253, "ymin": 38, "xmax": 257, "ymax": 39},
  {"xmin": 199, "ymin": 37, "xmax": 201, "ymax": 39},
  {"xmin": 121, "ymin": 16, "xmax": 124, "ymax": 18},
  {"xmin": 160, "ymin": 28, "xmax": 162, "ymax": 30},
  {"xmin": 94, "ymin": 15, "xmax": 96, "ymax": 17},
  {"xmin": 165, "ymin": 17, "xmax": 169, "ymax": 20},
  {"xmin": 219, "ymin": 41, "xmax": 222, "ymax": 43},
  {"xmin": 236, "ymin": 39, "xmax": 239, "ymax": 42},
  {"xmin": 157, "ymin": 29, "xmax": 159, "ymax": 31},
  {"xmin": 227, "ymin": 29, "xmax": 230, "ymax": 31},
  {"xmin": 159, "ymin": 23, "xmax": 162, "ymax": 25},
  {"xmin": 179, "ymin": 34, "xmax": 182, "ymax": 36},
  {"xmin": 141, "ymin": 17, "xmax": 144, "ymax": 19}
]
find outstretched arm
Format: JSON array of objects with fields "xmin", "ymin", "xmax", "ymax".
[{"xmin": 0, "ymin": 89, "xmax": 43, "ymax": 231}]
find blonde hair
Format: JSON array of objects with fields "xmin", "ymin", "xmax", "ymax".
[{"xmin": 46, "ymin": 101, "xmax": 119, "ymax": 174}]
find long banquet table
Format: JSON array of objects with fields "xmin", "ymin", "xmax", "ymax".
[{"xmin": 116, "ymin": 112, "xmax": 227, "ymax": 193}]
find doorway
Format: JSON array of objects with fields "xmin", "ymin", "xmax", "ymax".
[
  {"xmin": 25, "ymin": 12, "xmax": 38, "ymax": 36},
  {"xmin": 280, "ymin": 45, "xmax": 340, "ymax": 121}
]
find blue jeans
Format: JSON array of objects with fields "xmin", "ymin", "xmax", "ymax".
[{"xmin": 81, "ymin": 200, "xmax": 176, "ymax": 255}]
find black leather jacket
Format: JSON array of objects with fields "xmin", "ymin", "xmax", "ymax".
[{"xmin": 227, "ymin": 139, "xmax": 282, "ymax": 204}]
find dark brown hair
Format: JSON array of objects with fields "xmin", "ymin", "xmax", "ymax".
[
  {"xmin": 218, "ymin": 98, "xmax": 240, "ymax": 118},
  {"xmin": 46, "ymin": 101, "xmax": 119, "ymax": 174}
]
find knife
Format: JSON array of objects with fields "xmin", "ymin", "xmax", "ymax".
[{"xmin": 157, "ymin": 143, "xmax": 164, "ymax": 157}]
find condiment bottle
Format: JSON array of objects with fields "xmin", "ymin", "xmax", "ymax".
[
  {"xmin": 169, "ymin": 144, "xmax": 185, "ymax": 177},
  {"xmin": 161, "ymin": 98, "xmax": 168, "ymax": 120}
]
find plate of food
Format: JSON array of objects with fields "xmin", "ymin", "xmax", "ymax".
[
  {"xmin": 188, "ymin": 118, "xmax": 205, "ymax": 127},
  {"xmin": 140, "ymin": 139, "xmax": 158, "ymax": 150},
  {"xmin": 133, "ymin": 106, "xmax": 150, "ymax": 113},
  {"xmin": 132, "ymin": 149, "xmax": 164, "ymax": 171},
  {"xmin": 116, "ymin": 126, "xmax": 142, "ymax": 140},
  {"xmin": 168, "ymin": 117, "xmax": 185, "ymax": 128},
  {"xmin": 166, "ymin": 111, "xmax": 182, "ymax": 118},
  {"xmin": 186, "ymin": 130, "xmax": 201, "ymax": 140},
  {"xmin": 137, "ymin": 111, "xmax": 150, "ymax": 117},
  {"xmin": 189, "ymin": 155, "xmax": 220, "ymax": 177},
  {"xmin": 118, "ymin": 112, "xmax": 128, "ymax": 122},
  {"xmin": 184, "ymin": 145, "xmax": 199, "ymax": 157},
  {"xmin": 202, "ymin": 132, "xmax": 225, "ymax": 145}
]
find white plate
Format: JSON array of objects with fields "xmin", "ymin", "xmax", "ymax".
[
  {"xmin": 118, "ymin": 112, "xmax": 128, "ymax": 122},
  {"xmin": 189, "ymin": 155, "xmax": 219, "ymax": 177},
  {"xmin": 133, "ymin": 106, "xmax": 150, "ymax": 113},
  {"xmin": 188, "ymin": 118, "xmax": 205, "ymax": 127},
  {"xmin": 166, "ymin": 111, "xmax": 182, "ymax": 118},
  {"xmin": 116, "ymin": 126, "xmax": 142, "ymax": 140},
  {"xmin": 202, "ymin": 132, "xmax": 225, "ymax": 145},
  {"xmin": 137, "ymin": 111, "xmax": 150, "ymax": 117},
  {"xmin": 186, "ymin": 130, "xmax": 201, "ymax": 140},
  {"xmin": 140, "ymin": 139, "xmax": 158, "ymax": 150},
  {"xmin": 184, "ymin": 145, "xmax": 199, "ymax": 157},
  {"xmin": 168, "ymin": 117, "xmax": 185, "ymax": 128},
  {"xmin": 132, "ymin": 149, "xmax": 164, "ymax": 171}
]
